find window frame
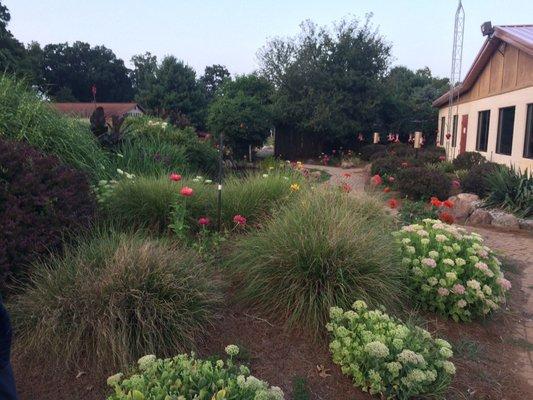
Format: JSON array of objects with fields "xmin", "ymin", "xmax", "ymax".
[
  {"xmin": 496, "ymin": 106, "xmax": 515, "ymax": 156},
  {"xmin": 475, "ymin": 110, "xmax": 490, "ymax": 152},
  {"xmin": 451, "ymin": 114, "xmax": 458, "ymax": 147},
  {"xmin": 439, "ymin": 116, "xmax": 445, "ymax": 145},
  {"xmin": 524, "ymin": 104, "xmax": 533, "ymax": 159}
]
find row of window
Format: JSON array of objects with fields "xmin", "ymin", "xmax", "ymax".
[{"xmin": 440, "ymin": 104, "xmax": 533, "ymax": 159}]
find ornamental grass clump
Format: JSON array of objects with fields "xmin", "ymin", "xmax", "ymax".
[
  {"xmin": 10, "ymin": 231, "xmax": 221, "ymax": 369},
  {"xmin": 106, "ymin": 345, "xmax": 284, "ymax": 400},
  {"xmin": 395, "ymin": 219, "xmax": 511, "ymax": 321},
  {"xmin": 228, "ymin": 189, "xmax": 405, "ymax": 333},
  {"xmin": 327, "ymin": 301, "xmax": 455, "ymax": 399}
]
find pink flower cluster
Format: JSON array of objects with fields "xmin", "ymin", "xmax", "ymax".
[
  {"xmin": 452, "ymin": 284, "xmax": 465, "ymax": 295},
  {"xmin": 497, "ymin": 277, "xmax": 512, "ymax": 290}
]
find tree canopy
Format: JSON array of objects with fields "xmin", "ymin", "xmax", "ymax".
[
  {"xmin": 201, "ymin": 64, "xmax": 230, "ymax": 101},
  {"xmin": 207, "ymin": 75, "xmax": 273, "ymax": 158},
  {"xmin": 0, "ymin": 1, "xmax": 27, "ymax": 75}
]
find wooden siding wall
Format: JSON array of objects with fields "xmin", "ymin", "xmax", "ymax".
[{"xmin": 460, "ymin": 43, "xmax": 533, "ymax": 103}]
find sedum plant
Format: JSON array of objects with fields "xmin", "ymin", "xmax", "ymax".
[
  {"xmin": 395, "ymin": 219, "xmax": 511, "ymax": 321},
  {"xmin": 106, "ymin": 345, "xmax": 284, "ymax": 400},
  {"xmin": 327, "ymin": 301, "xmax": 455, "ymax": 399}
]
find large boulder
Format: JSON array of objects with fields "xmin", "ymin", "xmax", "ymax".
[
  {"xmin": 467, "ymin": 208, "xmax": 493, "ymax": 226},
  {"xmin": 491, "ymin": 211, "xmax": 520, "ymax": 230},
  {"xmin": 448, "ymin": 193, "xmax": 480, "ymax": 221}
]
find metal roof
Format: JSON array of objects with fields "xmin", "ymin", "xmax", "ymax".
[
  {"xmin": 51, "ymin": 102, "xmax": 144, "ymax": 118},
  {"xmin": 433, "ymin": 24, "xmax": 533, "ymax": 107}
]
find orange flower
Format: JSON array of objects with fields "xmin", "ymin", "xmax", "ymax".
[
  {"xmin": 341, "ymin": 182, "xmax": 352, "ymax": 193},
  {"xmin": 439, "ymin": 212, "xmax": 455, "ymax": 224},
  {"xmin": 443, "ymin": 200, "xmax": 454, "ymax": 208},
  {"xmin": 388, "ymin": 198, "xmax": 399, "ymax": 209},
  {"xmin": 370, "ymin": 174, "xmax": 382, "ymax": 186},
  {"xmin": 343, "ymin": 172, "xmax": 352, "ymax": 178},
  {"xmin": 430, "ymin": 197, "xmax": 442, "ymax": 207},
  {"xmin": 383, "ymin": 187, "xmax": 391, "ymax": 193}
]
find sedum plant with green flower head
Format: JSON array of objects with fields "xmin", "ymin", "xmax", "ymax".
[
  {"xmin": 327, "ymin": 301, "xmax": 455, "ymax": 399},
  {"xmin": 106, "ymin": 345, "xmax": 284, "ymax": 400},
  {"xmin": 395, "ymin": 219, "xmax": 511, "ymax": 321}
]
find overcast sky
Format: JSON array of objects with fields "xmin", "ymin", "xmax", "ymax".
[{"xmin": 5, "ymin": 0, "xmax": 533, "ymax": 78}]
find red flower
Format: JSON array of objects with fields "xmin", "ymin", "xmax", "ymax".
[
  {"xmin": 388, "ymin": 176, "xmax": 395, "ymax": 183},
  {"xmin": 443, "ymin": 200, "xmax": 454, "ymax": 208},
  {"xmin": 343, "ymin": 172, "xmax": 352, "ymax": 178},
  {"xmin": 198, "ymin": 217, "xmax": 210, "ymax": 226},
  {"xmin": 383, "ymin": 187, "xmax": 391, "ymax": 193},
  {"xmin": 169, "ymin": 173, "xmax": 182, "ymax": 182},
  {"xmin": 439, "ymin": 212, "xmax": 455, "ymax": 224},
  {"xmin": 180, "ymin": 186, "xmax": 194, "ymax": 197},
  {"xmin": 341, "ymin": 183, "xmax": 352, "ymax": 193},
  {"xmin": 430, "ymin": 197, "xmax": 442, "ymax": 207},
  {"xmin": 388, "ymin": 198, "xmax": 399, "ymax": 209},
  {"xmin": 439, "ymin": 155, "xmax": 446, "ymax": 161},
  {"xmin": 452, "ymin": 180, "xmax": 461, "ymax": 189},
  {"xmin": 370, "ymin": 174, "xmax": 382, "ymax": 186},
  {"xmin": 233, "ymin": 214, "xmax": 247, "ymax": 226}
]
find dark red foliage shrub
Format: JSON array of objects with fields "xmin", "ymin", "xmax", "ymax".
[
  {"xmin": 397, "ymin": 167, "xmax": 451, "ymax": 201},
  {"xmin": 370, "ymin": 156, "xmax": 402, "ymax": 176},
  {"xmin": 0, "ymin": 139, "xmax": 96, "ymax": 285},
  {"xmin": 461, "ymin": 162, "xmax": 499, "ymax": 198},
  {"xmin": 359, "ymin": 144, "xmax": 386, "ymax": 161},
  {"xmin": 453, "ymin": 151, "xmax": 486, "ymax": 170}
]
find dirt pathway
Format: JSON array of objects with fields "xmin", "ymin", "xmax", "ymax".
[{"xmin": 312, "ymin": 164, "xmax": 533, "ymax": 388}]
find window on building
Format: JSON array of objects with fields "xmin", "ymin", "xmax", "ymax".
[
  {"xmin": 439, "ymin": 116, "xmax": 445, "ymax": 145},
  {"xmin": 524, "ymin": 104, "xmax": 533, "ymax": 159},
  {"xmin": 476, "ymin": 110, "xmax": 490, "ymax": 152},
  {"xmin": 451, "ymin": 115, "xmax": 458, "ymax": 147},
  {"xmin": 496, "ymin": 106, "xmax": 515, "ymax": 155}
]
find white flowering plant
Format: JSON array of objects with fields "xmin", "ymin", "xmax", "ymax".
[
  {"xmin": 396, "ymin": 219, "xmax": 511, "ymax": 321},
  {"xmin": 327, "ymin": 301, "xmax": 455, "ymax": 399},
  {"xmin": 106, "ymin": 345, "xmax": 284, "ymax": 400}
]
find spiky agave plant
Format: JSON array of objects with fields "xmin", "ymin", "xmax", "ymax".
[{"xmin": 484, "ymin": 165, "xmax": 532, "ymax": 218}]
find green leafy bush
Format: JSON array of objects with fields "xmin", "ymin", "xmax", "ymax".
[
  {"xmin": 397, "ymin": 167, "xmax": 451, "ymax": 201},
  {"xmin": 11, "ymin": 231, "xmax": 221, "ymax": 368},
  {"xmin": 359, "ymin": 144, "xmax": 386, "ymax": 161},
  {"xmin": 460, "ymin": 162, "xmax": 498, "ymax": 198},
  {"xmin": 106, "ymin": 346, "xmax": 284, "ymax": 400},
  {"xmin": 0, "ymin": 74, "xmax": 109, "ymax": 180},
  {"xmin": 395, "ymin": 219, "xmax": 511, "ymax": 321},
  {"xmin": 228, "ymin": 189, "xmax": 405, "ymax": 332},
  {"xmin": 370, "ymin": 156, "xmax": 402, "ymax": 177},
  {"xmin": 452, "ymin": 151, "xmax": 486, "ymax": 170},
  {"xmin": 398, "ymin": 200, "xmax": 438, "ymax": 226},
  {"xmin": 484, "ymin": 165, "xmax": 533, "ymax": 218},
  {"xmin": 327, "ymin": 301, "xmax": 455, "ymax": 399}
]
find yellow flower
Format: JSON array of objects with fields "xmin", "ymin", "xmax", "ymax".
[{"xmin": 290, "ymin": 183, "xmax": 300, "ymax": 192}]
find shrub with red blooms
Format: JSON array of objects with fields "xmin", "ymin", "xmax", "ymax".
[
  {"xmin": 388, "ymin": 198, "xmax": 399, "ymax": 209},
  {"xmin": 397, "ymin": 167, "xmax": 451, "ymax": 201},
  {"xmin": 233, "ymin": 214, "xmax": 247, "ymax": 226},
  {"xmin": 370, "ymin": 174, "xmax": 383, "ymax": 186},
  {"xmin": 0, "ymin": 138, "xmax": 95, "ymax": 285}
]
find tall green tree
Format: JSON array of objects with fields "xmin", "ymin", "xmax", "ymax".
[
  {"xmin": 258, "ymin": 17, "xmax": 391, "ymax": 151},
  {"xmin": 207, "ymin": 75, "xmax": 273, "ymax": 158},
  {"xmin": 0, "ymin": 1, "xmax": 27, "ymax": 74},
  {"xmin": 132, "ymin": 55, "xmax": 207, "ymax": 128},
  {"xmin": 380, "ymin": 66, "xmax": 448, "ymax": 144},
  {"xmin": 201, "ymin": 64, "xmax": 230, "ymax": 101},
  {"xmin": 37, "ymin": 41, "xmax": 133, "ymax": 102}
]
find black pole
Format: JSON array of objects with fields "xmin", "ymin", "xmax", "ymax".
[{"xmin": 217, "ymin": 133, "xmax": 223, "ymax": 232}]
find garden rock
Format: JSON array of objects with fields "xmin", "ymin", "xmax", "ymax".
[
  {"xmin": 467, "ymin": 209, "xmax": 493, "ymax": 226},
  {"xmin": 518, "ymin": 219, "xmax": 533, "ymax": 232},
  {"xmin": 491, "ymin": 211, "xmax": 519, "ymax": 230},
  {"xmin": 448, "ymin": 193, "xmax": 479, "ymax": 221}
]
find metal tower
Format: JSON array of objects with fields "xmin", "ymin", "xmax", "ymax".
[{"xmin": 446, "ymin": 0, "xmax": 465, "ymax": 158}]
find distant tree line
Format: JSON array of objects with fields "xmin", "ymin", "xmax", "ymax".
[{"xmin": 1, "ymin": 0, "xmax": 448, "ymax": 155}]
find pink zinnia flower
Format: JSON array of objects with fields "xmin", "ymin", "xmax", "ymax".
[
  {"xmin": 439, "ymin": 155, "xmax": 446, "ymax": 161},
  {"xmin": 198, "ymin": 217, "xmax": 210, "ymax": 226},
  {"xmin": 370, "ymin": 174, "xmax": 382, "ymax": 186},
  {"xmin": 388, "ymin": 176, "xmax": 395, "ymax": 183},
  {"xmin": 452, "ymin": 284, "xmax": 465, "ymax": 295},
  {"xmin": 452, "ymin": 180, "xmax": 461, "ymax": 189},
  {"xmin": 437, "ymin": 287, "xmax": 449, "ymax": 296},
  {"xmin": 169, "ymin": 173, "xmax": 182, "ymax": 182},
  {"xmin": 497, "ymin": 277, "xmax": 512, "ymax": 290},
  {"xmin": 233, "ymin": 214, "xmax": 247, "ymax": 226},
  {"xmin": 475, "ymin": 262, "xmax": 489, "ymax": 272},
  {"xmin": 180, "ymin": 186, "xmax": 194, "ymax": 197}
]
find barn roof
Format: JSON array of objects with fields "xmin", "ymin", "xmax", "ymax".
[
  {"xmin": 433, "ymin": 24, "xmax": 533, "ymax": 107},
  {"xmin": 51, "ymin": 102, "xmax": 144, "ymax": 118}
]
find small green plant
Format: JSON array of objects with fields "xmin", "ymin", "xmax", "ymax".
[
  {"xmin": 228, "ymin": 189, "xmax": 405, "ymax": 332},
  {"xmin": 106, "ymin": 345, "xmax": 284, "ymax": 400},
  {"xmin": 484, "ymin": 165, "xmax": 533, "ymax": 218},
  {"xmin": 395, "ymin": 219, "xmax": 511, "ymax": 321},
  {"xmin": 11, "ymin": 230, "xmax": 221, "ymax": 369},
  {"xmin": 397, "ymin": 167, "xmax": 451, "ymax": 201},
  {"xmin": 291, "ymin": 376, "xmax": 310, "ymax": 400},
  {"xmin": 398, "ymin": 199, "xmax": 438, "ymax": 225},
  {"xmin": 327, "ymin": 301, "xmax": 455, "ymax": 399}
]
